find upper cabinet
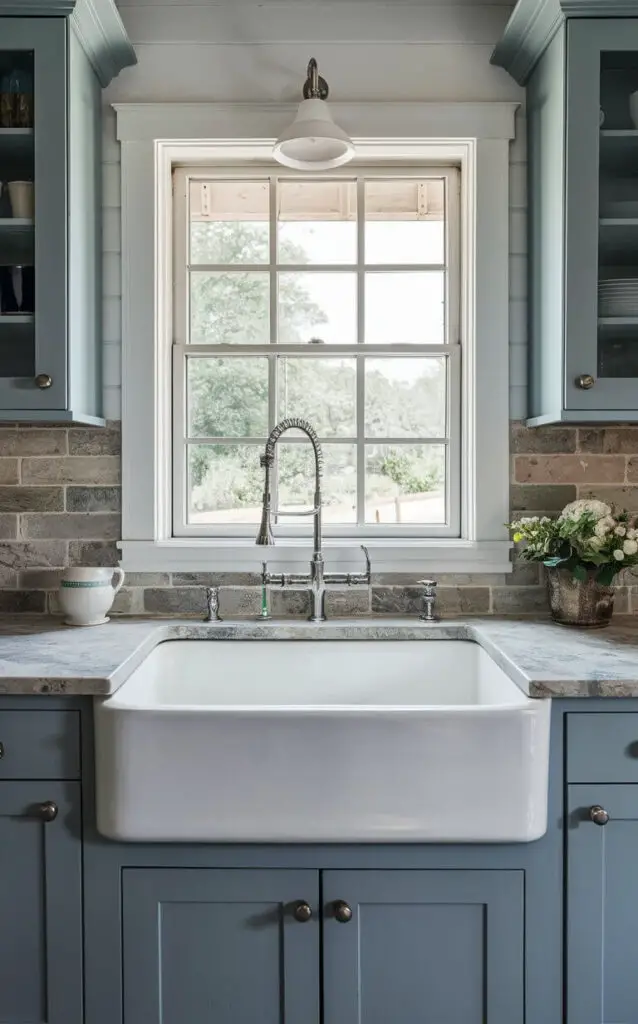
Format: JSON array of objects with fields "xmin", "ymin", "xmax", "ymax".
[
  {"xmin": 494, "ymin": 1, "xmax": 638, "ymax": 424},
  {"xmin": 0, "ymin": 1, "xmax": 135, "ymax": 424}
]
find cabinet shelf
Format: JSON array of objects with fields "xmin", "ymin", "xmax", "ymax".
[
  {"xmin": 0, "ymin": 218, "xmax": 33, "ymax": 231},
  {"xmin": 0, "ymin": 313, "xmax": 34, "ymax": 324}
]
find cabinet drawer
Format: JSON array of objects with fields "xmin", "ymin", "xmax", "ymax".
[
  {"xmin": 567, "ymin": 713, "xmax": 638, "ymax": 782},
  {"xmin": 0, "ymin": 710, "xmax": 80, "ymax": 780}
]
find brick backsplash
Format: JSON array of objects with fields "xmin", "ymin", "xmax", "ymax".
[{"xmin": 0, "ymin": 421, "xmax": 637, "ymax": 617}]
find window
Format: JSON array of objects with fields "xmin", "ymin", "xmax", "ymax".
[
  {"xmin": 115, "ymin": 106, "xmax": 515, "ymax": 573},
  {"xmin": 172, "ymin": 168, "xmax": 461, "ymax": 540}
]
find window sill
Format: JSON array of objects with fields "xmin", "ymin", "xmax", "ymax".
[{"xmin": 118, "ymin": 539, "xmax": 513, "ymax": 575}]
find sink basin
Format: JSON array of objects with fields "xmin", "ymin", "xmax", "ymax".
[{"xmin": 94, "ymin": 638, "xmax": 550, "ymax": 843}]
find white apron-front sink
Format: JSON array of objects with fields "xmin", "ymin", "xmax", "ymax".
[{"xmin": 94, "ymin": 638, "xmax": 550, "ymax": 843}]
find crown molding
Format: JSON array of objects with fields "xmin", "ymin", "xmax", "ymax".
[
  {"xmin": 0, "ymin": 0, "xmax": 136, "ymax": 87},
  {"xmin": 492, "ymin": 0, "xmax": 638, "ymax": 84}
]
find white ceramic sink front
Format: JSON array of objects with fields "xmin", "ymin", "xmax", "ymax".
[{"xmin": 94, "ymin": 639, "xmax": 550, "ymax": 843}]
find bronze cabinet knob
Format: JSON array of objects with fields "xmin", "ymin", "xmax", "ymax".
[
  {"xmin": 589, "ymin": 805, "xmax": 610, "ymax": 826},
  {"xmin": 576, "ymin": 374, "xmax": 595, "ymax": 390},
  {"xmin": 38, "ymin": 801, "xmax": 58, "ymax": 822},
  {"xmin": 35, "ymin": 374, "xmax": 52, "ymax": 389},
  {"xmin": 332, "ymin": 900, "xmax": 353, "ymax": 923},
  {"xmin": 292, "ymin": 900, "xmax": 313, "ymax": 923}
]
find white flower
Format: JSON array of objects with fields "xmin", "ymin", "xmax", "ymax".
[
  {"xmin": 595, "ymin": 520, "xmax": 610, "ymax": 537},
  {"xmin": 615, "ymin": 525, "xmax": 627, "ymax": 537},
  {"xmin": 627, "ymin": 528, "xmax": 637, "ymax": 540},
  {"xmin": 614, "ymin": 549, "xmax": 625, "ymax": 561},
  {"xmin": 624, "ymin": 539, "xmax": 638, "ymax": 555},
  {"xmin": 560, "ymin": 499, "xmax": 612, "ymax": 521},
  {"xmin": 604, "ymin": 516, "xmax": 617, "ymax": 528},
  {"xmin": 588, "ymin": 537, "xmax": 604, "ymax": 551}
]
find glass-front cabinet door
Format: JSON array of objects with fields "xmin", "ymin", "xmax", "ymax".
[
  {"xmin": 565, "ymin": 19, "xmax": 638, "ymax": 413},
  {"xmin": 0, "ymin": 18, "xmax": 67, "ymax": 410}
]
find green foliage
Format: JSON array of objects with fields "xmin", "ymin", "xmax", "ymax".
[
  {"xmin": 377, "ymin": 449, "xmax": 443, "ymax": 494},
  {"xmin": 508, "ymin": 499, "xmax": 638, "ymax": 584},
  {"xmin": 187, "ymin": 222, "xmax": 447, "ymax": 518}
]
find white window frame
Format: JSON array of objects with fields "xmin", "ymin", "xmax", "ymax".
[
  {"xmin": 172, "ymin": 164, "xmax": 461, "ymax": 541},
  {"xmin": 115, "ymin": 101, "xmax": 518, "ymax": 574}
]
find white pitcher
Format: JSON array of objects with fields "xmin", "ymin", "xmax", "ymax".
[{"xmin": 59, "ymin": 567, "xmax": 125, "ymax": 626}]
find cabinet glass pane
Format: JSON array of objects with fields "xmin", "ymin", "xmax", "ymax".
[
  {"xmin": 0, "ymin": 50, "xmax": 34, "ymax": 378},
  {"xmin": 598, "ymin": 51, "xmax": 638, "ymax": 379}
]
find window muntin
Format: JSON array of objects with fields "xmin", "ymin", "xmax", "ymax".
[{"xmin": 173, "ymin": 168, "xmax": 461, "ymax": 538}]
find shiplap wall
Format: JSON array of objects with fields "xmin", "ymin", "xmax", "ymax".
[{"xmin": 102, "ymin": 0, "xmax": 526, "ymax": 420}]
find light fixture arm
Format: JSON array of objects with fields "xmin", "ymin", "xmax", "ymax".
[{"xmin": 303, "ymin": 58, "xmax": 329, "ymax": 101}]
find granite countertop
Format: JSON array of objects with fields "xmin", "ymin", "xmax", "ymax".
[{"xmin": 0, "ymin": 616, "xmax": 637, "ymax": 698}]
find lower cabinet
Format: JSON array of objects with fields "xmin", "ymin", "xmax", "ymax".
[
  {"xmin": 567, "ymin": 784, "xmax": 638, "ymax": 1024},
  {"xmin": 121, "ymin": 867, "xmax": 524, "ymax": 1024},
  {"xmin": 0, "ymin": 781, "xmax": 82, "ymax": 1024}
]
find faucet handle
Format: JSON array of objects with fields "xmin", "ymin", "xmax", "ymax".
[
  {"xmin": 417, "ymin": 579, "xmax": 439, "ymax": 622},
  {"xmin": 204, "ymin": 586, "xmax": 222, "ymax": 623}
]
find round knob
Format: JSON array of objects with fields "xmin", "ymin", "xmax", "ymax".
[
  {"xmin": 35, "ymin": 374, "xmax": 52, "ymax": 390},
  {"xmin": 589, "ymin": 805, "xmax": 610, "ymax": 826},
  {"xmin": 292, "ymin": 900, "xmax": 313, "ymax": 923},
  {"xmin": 576, "ymin": 374, "xmax": 595, "ymax": 390},
  {"xmin": 333, "ymin": 900, "xmax": 353, "ymax": 923},
  {"xmin": 38, "ymin": 801, "xmax": 58, "ymax": 822}
]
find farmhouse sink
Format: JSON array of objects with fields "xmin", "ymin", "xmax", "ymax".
[{"xmin": 94, "ymin": 638, "xmax": 550, "ymax": 843}]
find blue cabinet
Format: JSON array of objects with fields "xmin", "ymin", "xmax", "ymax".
[
  {"xmin": 0, "ymin": 2, "xmax": 134, "ymax": 423},
  {"xmin": 567, "ymin": 784, "xmax": 638, "ymax": 1024},
  {"xmin": 494, "ymin": 7, "xmax": 638, "ymax": 423},
  {"xmin": 0, "ymin": 781, "xmax": 83, "ymax": 1024},
  {"xmin": 118, "ymin": 867, "xmax": 524, "ymax": 1024},
  {"xmin": 323, "ymin": 869, "xmax": 524, "ymax": 1024},
  {"xmin": 121, "ymin": 868, "xmax": 320, "ymax": 1024}
]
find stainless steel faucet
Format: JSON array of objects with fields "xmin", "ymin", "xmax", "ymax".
[{"xmin": 256, "ymin": 417, "xmax": 371, "ymax": 622}]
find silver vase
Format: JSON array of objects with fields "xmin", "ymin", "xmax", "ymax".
[{"xmin": 546, "ymin": 567, "xmax": 615, "ymax": 628}]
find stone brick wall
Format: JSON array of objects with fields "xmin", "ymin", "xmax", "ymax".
[{"xmin": 0, "ymin": 421, "xmax": 637, "ymax": 617}]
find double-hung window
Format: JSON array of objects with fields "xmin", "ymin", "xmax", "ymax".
[{"xmin": 172, "ymin": 166, "xmax": 461, "ymax": 541}]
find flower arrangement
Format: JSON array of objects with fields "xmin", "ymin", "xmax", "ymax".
[{"xmin": 507, "ymin": 499, "xmax": 638, "ymax": 586}]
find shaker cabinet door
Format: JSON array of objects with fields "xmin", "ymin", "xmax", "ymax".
[
  {"xmin": 122, "ymin": 868, "xmax": 320, "ymax": 1024},
  {"xmin": 567, "ymin": 785, "xmax": 638, "ymax": 1024},
  {"xmin": 0, "ymin": 781, "xmax": 82, "ymax": 1024},
  {"xmin": 322, "ymin": 869, "xmax": 524, "ymax": 1024}
]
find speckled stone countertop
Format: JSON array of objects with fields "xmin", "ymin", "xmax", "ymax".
[{"xmin": 0, "ymin": 616, "xmax": 637, "ymax": 698}]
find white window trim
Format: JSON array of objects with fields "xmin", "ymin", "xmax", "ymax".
[{"xmin": 115, "ymin": 101, "xmax": 518, "ymax": 574}]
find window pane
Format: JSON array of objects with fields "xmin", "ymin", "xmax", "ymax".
[
  {"xmin": 189, "ymin": 180, "xmax": 269, "ymax": 264},
  {"xmin": 190, "ymin": 271, "xmax": 270, "ymax": 344},
  {"xmin": 365, "ymin": 272, "xmax": 444, "ymax": 344},
  {"xmin": 278, "ymin": 357, "xmax": 356, "ymax": 437},
  {"xmin": 365, "ymin": 179, "xmax": 445, "ymax": 265},
  {"xmin": 365, "ymin": 444, "xmax": 446, "ymax": 524},
  {"xmin": 278, "ymin": 272, "xmax": 357, "ymax": 344},
  {"xmin": 365, "ymin": 358, "xmax": 446, "ymax": 438},
  {"xmin": 187, "ymin": 357, "xmax": 269, "ymax": 437},
  {"xmin": 278, "ymin": 444, "xmax": 357, "ymax": 524},
  {"xmin": 278, "ymin": 180, "xmax": 357, "ymax": 264},
  {"xmin": 188, "ymin": 444, "xmax": 265, "ymax": 525}
]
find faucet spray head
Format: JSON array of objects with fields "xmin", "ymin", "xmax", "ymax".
[{"xmin": 255, "ymin": 452, "xmax": 275, "ymax": 546}]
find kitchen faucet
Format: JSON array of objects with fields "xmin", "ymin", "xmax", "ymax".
[{"xmin": 255, "ymin": 417, "xmax": 371, "ymax": 622}]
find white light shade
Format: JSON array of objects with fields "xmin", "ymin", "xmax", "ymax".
[{"xmin": 273, "ymin": 98, "xmax": 355, "ymax": 170}]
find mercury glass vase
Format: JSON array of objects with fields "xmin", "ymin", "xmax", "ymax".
[{"xmin": 546, "ymin": 567, "xmax": 615, "ymax": 628}]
